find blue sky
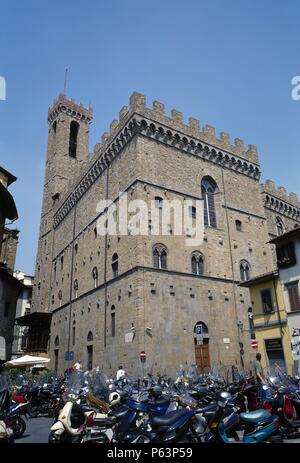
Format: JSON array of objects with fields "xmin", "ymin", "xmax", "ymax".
[{"xmin": 1, "ymin": 0, "xmax": 300, "ymax": 274}]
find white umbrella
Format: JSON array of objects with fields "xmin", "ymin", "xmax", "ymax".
[{"xmin": 4, "ymin": 355, "xmax": 51, "ymax": 368}]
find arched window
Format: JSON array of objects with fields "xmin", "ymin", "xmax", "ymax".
[
  {"xmin": 153, "ymin": 244, "xmax": 168, "ymax": 269},
  {"xmin": 191, "ymin": 252, "xmax": 204, "ymax": 275},
  {"xmin": 87, "ymin": 331, "xmax": 93, "ymax": 342},
  {"xmin": 54, "ymin": 336, "xmax": 59, "ymax": 347},
  {"xmin": 201, "ymin": 177, "xmax": 217, "ymax": 228},
  {"xmin": 111, "ymin": 305, "xmax": 116, "ymax": 337},
  {"xmin": 276, "ymin": 217, "xmax": 284, "ymax": 236},
  {"xmin": 72, "ymin": 321, "xmax": 76, "ymax": 346},
  {"xmin": 92, "ymin": 267, "xmax": 98, "ymax": 288},
  {"xmin": 240, "ymin": 260, "xmax": 251, "ymax": 281},
  {"xmin": 69, "ymin": 121, "xmax": 79, "ymax": 158},
  {"xmin": 112, "ymin": 254, "xmax": 118, "ymax": 278},
  {"xmin": 74, "ymin": 279, "xmax": 78, "ymax": 298}
]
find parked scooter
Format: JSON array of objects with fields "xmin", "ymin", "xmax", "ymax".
[
  {"xmin": 205, "ymin": 391, "xmax": 283, "ymax": 443},
  {"xmin": 0, "ymin": 388, "xmax": 14, "ymax": 443}
]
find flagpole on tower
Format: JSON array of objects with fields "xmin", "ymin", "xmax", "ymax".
[{"xmin": 63, "ymin": 67, "xmax": 68, "ymax": 96}]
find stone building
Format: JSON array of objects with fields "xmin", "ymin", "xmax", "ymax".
[
  {"xmin": 12, "ymin": 271, "xmax": 34, "ymax": 357},
  {"xmin": 0, "ymin": 166, "xmax": 22, "ymax": 363},
  {"xmin": 28, "ymin": 92, "xmax": 300, "ymax": 375}
]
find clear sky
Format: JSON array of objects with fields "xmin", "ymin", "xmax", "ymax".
[{"xmin": 1, "ymin": 0, "xmax": 300, "ymax": 274}]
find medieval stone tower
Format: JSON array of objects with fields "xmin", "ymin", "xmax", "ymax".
[
  {"xmin": 31, "ymin": 94, "xmax": 93, "ymax": 314},
  {"xmin": 29, "ymin": 91, "xmax": 300, "ymax": 376}
]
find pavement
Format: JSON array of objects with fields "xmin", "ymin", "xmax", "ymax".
[
  {"xmin": 15, "ymin": 416, "xmax": 53, "ymax": 443},
  {"xmin": 13, "ymin": 416, "xmax": 300, "ymax": 443}
]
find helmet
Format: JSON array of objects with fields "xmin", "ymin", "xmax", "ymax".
[{"xmin": 109, "ymin": 391, "xmax": 121, "ymax": 407}]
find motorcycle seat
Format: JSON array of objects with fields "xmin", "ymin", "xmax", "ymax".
[
  {"xmin": 198, "ymin": 404, "xmax": 217, "ymax": 419},
  {"xmin": 239, "ymin": 409, "xmax": 271, "ymax": 424},
  {"xmin": 109, "ymin": 407, "xmax": 128, "ymax": 419},
  {"xmin": 151, "ymin": 409, "xmax": 190, "ymax": 428},
  {"xmin": 93, "ymin": 417, "xmax": 115, "ymax": 427},
  {"xmin": 152, "ymin": 397, "xmax": 170, "ymax": 406}
]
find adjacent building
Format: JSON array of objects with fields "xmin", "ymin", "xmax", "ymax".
[
  {"xmin": 12, "ymin": 271, "xmax": 34, "ymax": 357},
  {"xmin": 239, "ymin": 271, "xmax": 293, "ymax": 375},
  {"xmin": 270, "ymin": 227, "xmax": 300, "ymax": 372},
  {"xmin": 27, "ymin": 92, "xmax": 300, "ymax": 375},
  {"xmin": 0, "ymin": 166, "xmax": 22, "ymax": 363}
]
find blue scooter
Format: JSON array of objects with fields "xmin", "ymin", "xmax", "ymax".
[{"xmin": 205, "ymin": 392, "xmax": 283, "ymax": 443}]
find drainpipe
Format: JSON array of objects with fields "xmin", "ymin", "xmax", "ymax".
[
  {"xmin": 221, "ymin": 168, "xmax": 244, "ymax": 368},
  {"xmin": 104, "ymin": 164, "xmax": 109, "ymax": 349},
  {"xmin": 67, "ymin": 205, "xmax": 77, "ymax": 357},
  {"xmin": 272, "ymin": 278, "xmax": 285, "ymax": 344}
]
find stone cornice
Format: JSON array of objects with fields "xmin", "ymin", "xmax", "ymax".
[{"xmin": 53, "ymin": 114, "xmax": 261, "ymax": 229}]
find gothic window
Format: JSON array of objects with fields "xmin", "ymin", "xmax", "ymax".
[
  {"xmin": 60, "ymin": 255, "xmax": 64, "ymax": 270},
  {"xmin": 92, "ymin": 267, "xmax": 98, "ymax": 288},
  {"xmin": 201, "ymin": 177, "xmax": 217, "ymax": 228},
  {"xmin": 69, "ymin": 121, "xmax": 79, "ymax": 158},
  {"xmin": 54, "ymin": 336, "xmax": 59, "ymax": 347},
  {"xmin": 153, "ymin": 244, "xmax": 168, "ymax": 269},
  {"xmin": 74, "ymin": 243, "xmax": 78, "ymax": 255},
  {"xmin": 276, "ymin": 217, "xmax": 284, "ymax": 236},
  {"xmin": 191, "ymin": 252, "xmax": 204, "ymax": 275},
  {"xmin": 112, "ymin": 254, "xmax": 118, "ymax": 278},
  {"xmin": 111, "ymin": 305, "xmax": 116, "ymax": 337},
  {"xmin": 74, "ymin": 279, "xmax": 78, "ymax": 298},
  {"xmin": 72, "ymin": 321, "xmax": 76, "ymax": 346},
  {"xmin": 87, "ymin": 331, "xmax": 93, "ymax": 342},
  {"xmin": 240, "ymin": 260, "xmax": 251, "ymax": 281},
  {"xmin": 236, "ymin": 220, "xmax": 242, "ymax": 231},
  {"xmin": 52, "ymin": 121, "xmax": 57, "ymax": 134}
]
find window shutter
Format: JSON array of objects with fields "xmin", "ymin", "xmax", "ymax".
[
  {"xmin": 261, "ymin": 289, "xmax": 273, "ymax": 313},
  {"xmin": 288, "ymin": 285, "xmax": 300, "ymax": 312}
]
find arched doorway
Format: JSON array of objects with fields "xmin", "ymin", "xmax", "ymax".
[{"xmin": 194, "ymin": 322, "xmax": 210, "ymax": 372}]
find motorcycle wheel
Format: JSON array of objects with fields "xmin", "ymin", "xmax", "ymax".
[
  {"xmin": 28, "ymin": 405, "xmax": 39, "ymax": 418},
  {"xmin": 266, "ymin": 435, "xmax": 284, "ymax": 443},
  {"xmin": 13, "ymin": 417, "xmax": 26, "ymax": 438},
  {"xmin": 48, "ymin": 430, "xmax": 67, "ymax": 443}
]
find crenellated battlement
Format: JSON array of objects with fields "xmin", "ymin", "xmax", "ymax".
[
  {"xmin": 92, "ymin": 91, "xmax": 259, "ymax": 164},
  {"xmin": 53, "ymin": 91, "xmax": 264, "ymax": 228},
  {"xmin": 262, "ymin": 179, "xmax": 300, "ymax": 220},
  {"xmin": 263, "ymin": 179, "xmax": 300, "ymax": 206},
  {"xmin": 48, "ymin": 93, "xmax": 93, "ymax": 125}
]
